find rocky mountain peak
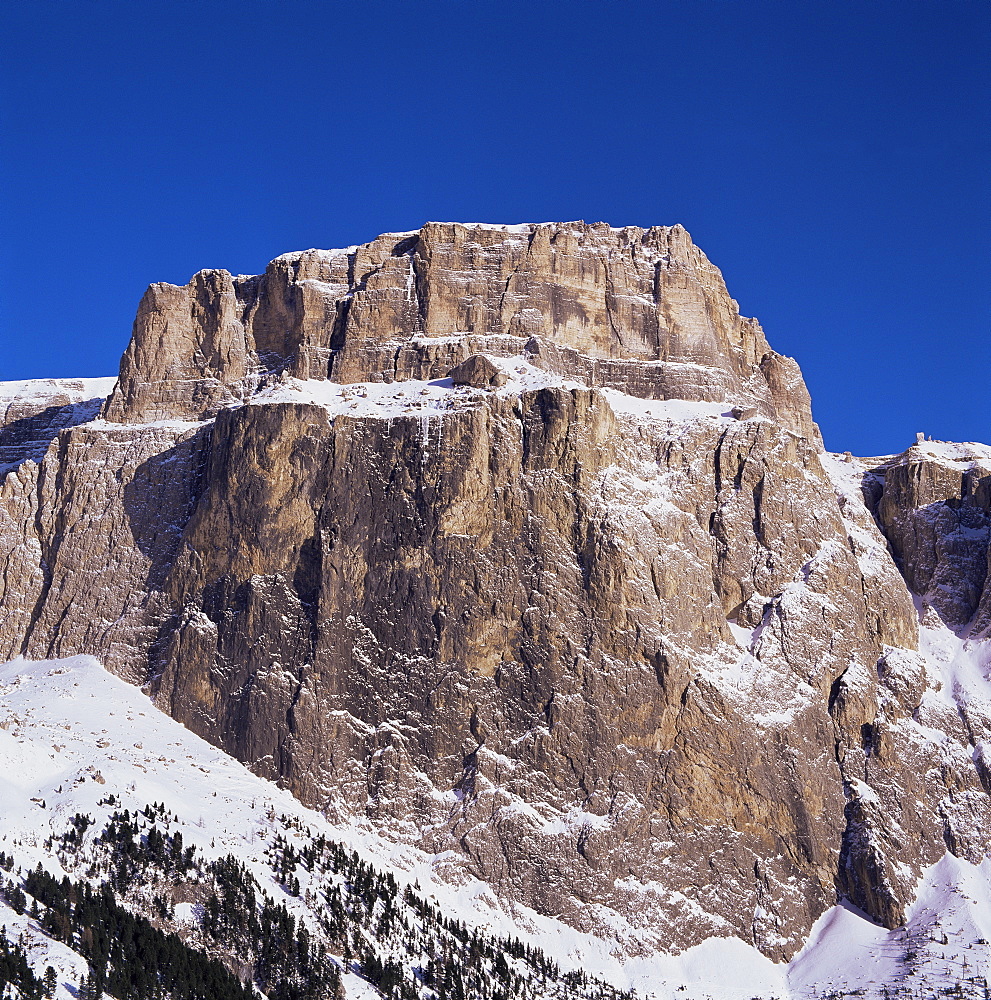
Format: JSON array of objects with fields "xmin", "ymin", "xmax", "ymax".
[
  {"xmin": 102, "ymin": 221, "xmax": 817, "ymax": 441},
  {"xmin": 2, "ymin": 223, "xmax": 990, "ymax": 979}
]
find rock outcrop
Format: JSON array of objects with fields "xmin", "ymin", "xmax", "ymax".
[
  {"xmin": 869, "ymin": 440, "xmax": 991, "ymax": 635},
  {"xmin": 1, "ymin": 221, "xmax": 989, "ymax": 962},
  {"xmin": 448, "ymin": 354, "xmax": 507, "ymax": 388}
]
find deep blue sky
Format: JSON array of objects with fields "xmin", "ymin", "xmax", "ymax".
[{"xmin": 2, "ymin": 1, "xmax": 988, "ymax": 455}]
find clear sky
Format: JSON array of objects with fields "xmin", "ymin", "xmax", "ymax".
[{"xmin": 2, "ymin": 0, "xmax": 988, "ymax": 455}]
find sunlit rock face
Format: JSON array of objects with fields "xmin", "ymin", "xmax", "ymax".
[
  {"xmin": 2, "ymin": 221, "xmax": 989, "ymax": 961},
  {"xmin": 103, "ymin": 222, "xmax": 818, "ymax": 440}
]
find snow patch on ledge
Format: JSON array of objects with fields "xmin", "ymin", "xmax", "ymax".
[
  {"xmin": 434, "ymin": 221, "xmax": 542, "ymax": 233},
  {"xmin": 906, "ymin": 439, "xmax": 991, "ymax": 469},
  {"xmin": 244, "ymin": 355, "xmax": 736, "ymax": 430},
  {"xmin": 248, "ymin": 375, "xmax": 463, "ymax": 419},
  {"xmin": 85, "ymin": 417, "xmax": 212, "ymax": 433},
  {"xmin": 432, "ymin": 221, "xmax": 680, "ymax": 236},
  {"xmin": 244, "ymin": 355, "xmax": 590, "ymax": 420},
  {"xmin": 0, "ymin": 376, "xmax": 118, "ymax": 407},
  {"xmin": 600, "ymin": 388, "xmax": 732, "ymax": 424}
]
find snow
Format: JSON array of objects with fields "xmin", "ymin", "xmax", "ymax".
[
  {"xmin": 821, "ymin": 451, "xmax": 909, "ymax": 579},
  {"xmin": 599, "ymin": 389, "xmax": 731, "ymax": 424},
  {"xmin": 0, "ymin": 377, "xmax": 117, "ymax": 406},
  {"xmin": 249, "ymin": 375, "xmax": 455, "ymax": 418},
  {"xmin": 789, "ymin": 855, "xmax": 991, "ymax": 997},
  {"xmin": 1, "ymin": 377, "xmax": 120, "ymax": 476},
  {"xmin": 0, "ymin": 895, "xmax": 90, "ymax": 999},
  {"xmin": 433, "ymin": 221, "xmax": 674, "ymax": 239},
  {"xmin": 340, "ymin": 971, "xmax": 387, "ymax": 999},
  {"xmin": 700, "ymin": 633, "xmax": 816, "ymax": 730},
  {"xmin": 85, "ymin": 416, "xmax": 211, "ymax": 432},
  {"xmin": 436, "ymin": 222, "xmax": 540, "ymax": 233},
  {"xmin": 244, "ymin": 356, "xmax": 593, "ymax": 421},
  {"xmin": 918, "ymin": 602, "xmax": 991, "ymax": 714},
  {"xmin": 819, "ymin": 450, "xmax": 874, "ymax": 497},
  {"xmin": 725, "ymin": 621, "xmax": 754, "ymax": 648},
  {"xmin": 786, "ymin": 901, "xmax": 891, "ymax": 993},
  {"xmin": 269, "ymin": 237, "xmax": 417, "ymax": 266},
  {"xmin": 6, "ymin": 654, "xmax": 991, "ymax": 998},
  {"xmin": 907, "ymin": 439, "xmax": 991, "ymax": 468},
  {"xmin": 272, "ymin": 245, "xmax": 362, "ymax": 263}
]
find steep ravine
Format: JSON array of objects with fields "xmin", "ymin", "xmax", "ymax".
[{"xmin": 1, "ymin": 222, "xmax": 989, "ymax": 964}]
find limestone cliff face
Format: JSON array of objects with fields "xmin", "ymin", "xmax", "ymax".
[
  {"xmin": 0, "ymin": 378, "xmax": 115, "ymax": 474},
  {"xmin": 1, "ymin": 222, "xmax": 989, "ymax": 961},
  {"xmin": 103, "ymin": 223, "xmax": 818, "ymax": 440}
]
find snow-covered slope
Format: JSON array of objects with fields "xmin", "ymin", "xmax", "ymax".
[
  {"xmin": 789, "ymin": 854, "xmax": 991, "ymax": 996},
  {"xmin": 0, "ymin": 378, "xmax": 117, "ymax": 410},
  {"xmin": 3, "ymin": 655, "xmax": 991, "ymax": 999}
]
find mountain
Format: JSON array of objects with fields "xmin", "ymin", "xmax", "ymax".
[{"xmin": 1, "ymin": 221, "xmax": 990, "ymax": 996}]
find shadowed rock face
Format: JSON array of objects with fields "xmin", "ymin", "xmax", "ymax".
[
  {"xmin": 0, "ymin": 379, "xmax": 114, "ymax": 474},
  {"xmin": 869, "ymin": 442, "xmax": 991, "ymax": 635},
  {"xmin": 1, "ymin": 222, "xmax": 989, "ymax": 961}
]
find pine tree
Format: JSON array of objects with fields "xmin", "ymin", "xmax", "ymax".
[{"xmin": 77, "ymin": 972, "xmax": 93, "ymax": 1000}]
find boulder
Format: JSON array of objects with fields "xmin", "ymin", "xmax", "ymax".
[{"xmin": 447, "ymin": 354, "xmax": 507, "ymax": 389}]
